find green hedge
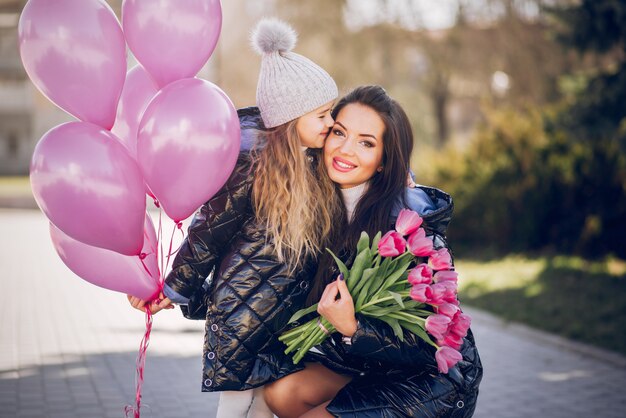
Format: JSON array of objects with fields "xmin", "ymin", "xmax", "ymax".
[{"xmin": 428, "ymin": 106, "xmax": 626, "ymax": 259}]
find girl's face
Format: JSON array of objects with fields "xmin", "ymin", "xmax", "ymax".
[
  {"xmin": 296, "ymin": 101, "xmax": 335, "ymax": 149},
  {"xmin": 324, "ymin": 103, "xmax": 385, "ymax": 189}
]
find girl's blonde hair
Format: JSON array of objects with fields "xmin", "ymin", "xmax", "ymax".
[{"xmin": 251, "ymin": 121, "xmax": 342, "ymax": 271}]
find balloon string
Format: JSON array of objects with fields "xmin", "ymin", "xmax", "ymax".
[
  {"xmin": 138, "ymin": 253, "xmax": 152, "ymax": 279},
  {"xmin": 164, "ymin": 221, "xmax": 181, "ymax": 273},
  {"xmin": 165, "ymin": 223, "xmax": 185, "ymax": 258},
  {"xmin": 157, "ymin": 205, "xmax": 164, "ymax": 285},
  {"xmin": 124, "ymin": 307, "xmax": 153, "ymax": 418}
]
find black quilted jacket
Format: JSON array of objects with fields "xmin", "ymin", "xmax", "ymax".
[
  {"xmin": 164, "ymin": 109, "xmax": 314, "ymax": 392},
  {"xmin": 306, "ymin": 195, "xmax": 483, "ymax": 417}
]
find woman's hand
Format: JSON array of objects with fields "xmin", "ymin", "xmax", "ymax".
[
  {"xmin": 317, "ymin": 275, "xmax": 358, "ymax": 337},
  {"xmin": 127, "ymin": 292, "xmax": 174, "ymax": 314}
]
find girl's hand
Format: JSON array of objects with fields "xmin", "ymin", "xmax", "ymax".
[
  {"xmin": 317, "ymin": 275, "xmax": 357, "ymax": 337},
  {"xmin": 127, "ymin": 292, "xmax": 174, "ymax": 314}
]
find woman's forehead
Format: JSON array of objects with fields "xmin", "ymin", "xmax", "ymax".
[{"xmin": 335, "ymin": 104, "xmax": 385, "ymax": 138}]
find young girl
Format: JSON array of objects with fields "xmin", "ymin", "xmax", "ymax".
[
  {"xmin": 128, "ymin": 18, "xmax": 342, "ymax": 417},
  {"xmin": 264, "ymin": 86, "xmax": 483, "ymax": 417}
]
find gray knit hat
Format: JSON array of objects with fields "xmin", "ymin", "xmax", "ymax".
[{"xmin": 251, "ymin": 18, "xmax": 338, "ymax": 128}]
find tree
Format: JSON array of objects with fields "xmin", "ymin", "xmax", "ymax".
[{"xmin": 548, "ymin": 0, "xmax": 626, "ymax": 142}]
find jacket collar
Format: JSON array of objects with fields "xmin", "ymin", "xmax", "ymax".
[{"xmin": 390, "ymin": 186, "xmax": 454, "ymax": 236}]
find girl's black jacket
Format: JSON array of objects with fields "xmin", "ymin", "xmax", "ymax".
[{"xmin": 165, "ymin": 108, "xmax": 313, "ymax": 392}]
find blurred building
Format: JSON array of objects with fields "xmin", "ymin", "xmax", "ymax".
[{"xmin": 0, "ymin": 0, "xmax": 38, "ymax": 175}]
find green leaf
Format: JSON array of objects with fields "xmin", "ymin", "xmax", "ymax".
[
  {"xmin": 361, "ymin": 305, "xmax": 404, "ymax": 317},
  {"xmin": 356, "ymin": 231, "xmax": 370, "ymax": 255},
  {"xmin": 326, "ymin": 248, "xmax": 349, "ymax": 280},
  {"xmin": 403, "ymin": 300, "xmax": 425, "ymax": 310},
  {"xmin": 398, "ymin": 320, "xmax": 437, "ymax": 348},
  {"xmin": 354, "ymin": 266, "xmax": 380, "ymax": 310},
  {"xmin": 388, "ymin": 282, "xmax": 408, "ymax": 293},
  {"xmin": 371, "ymin": 231, "xmax": 382, "ymax": 253},
  {"xmin": 371, "ymin": 257, "xmax": 392, "ymax": 291},
  {"xmin": 378, "ymin": 316, "xmax": 404, "ymax": 341},
  {"xmin": 381, "ymin": 260, "xmax": 412, "ymax": 291},
  {"xmin": 387, "ymin": 291, "xmax": 405, "ymax": 309},
  {"xmin": 353, "ymin": 266, "xmax": 377, "ymax": 292},
  {"xmin": 347, "ymin": 248, "xmax": 371, "ymax": 293},
  {"xmin": 288, "ymin": 303, "xmax": 319, "ymax": 324}
]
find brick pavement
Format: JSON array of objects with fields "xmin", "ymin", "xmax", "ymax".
[{"xmin": 1, "ymin": 209, "xmax": 625, "ymax": 417}]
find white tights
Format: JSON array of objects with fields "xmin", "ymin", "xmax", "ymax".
[{"xmin": 215, "ymin": 387, "xmax": 275, "ymax": 418}]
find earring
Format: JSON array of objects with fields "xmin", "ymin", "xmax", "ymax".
[{"xmin": 377, "ymin": 166, "xmax": 383, "ymax": 172}]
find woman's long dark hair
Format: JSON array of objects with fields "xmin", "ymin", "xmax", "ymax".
[{"xmin": 306, "ymin": 85, "xmax": 414, "ymax": 305}]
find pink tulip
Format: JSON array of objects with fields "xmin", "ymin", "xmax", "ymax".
[
  {"xmin": 437, "ymin": 302, "xmax": 460, "ymax": 319},
  {"xmin": 410, "ymin": 284, "xmax": 432, "ymax": 303},
  {"xmin": 437, "ymin": 280, "xmax": 458, "ymax": 303},
  {"xmin": 408, "ymin": 264, "xmax": 433, "ymax": 285},
  {"xmin": 430, "ymin": 248, "xmax": 453, "ymax": 270},
  {"xmin": 378, "ymin": 231, "xmax": 406, "ymax": 257},
  {"xmin": 395, "ymin": 209, "xmax": 423, "ymax": 236},
  {"xmin": 437, "ymin": 333, "xmax": 464, "ymax": 351},
  {"xmin": 436, "ymin": 346, "xmax": 463, "ymax": 373},
  {"xmin": 433, "ymin": 270, "xmax": 458, "ymax": 283},
  {"xmin": 425, "ymin": 314, "xmax": 451, "ymax": 340},
  {"xmin": 435, "ymin": 346, "xmax": 463, "ymax": 373},
  {"xmin": 407, "ymin": 229, "xmax": 434, "ymax": 257},
  {"xmin": 429, "ymin": 283, "xmax": 449, "ymax": 305},
  {"xmin": 450, "ymin": 312, "xmax": 471, "ymax": 339}
]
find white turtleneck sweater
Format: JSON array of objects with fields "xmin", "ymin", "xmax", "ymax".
[{"xmin": 340, "ymin": 182, "xmax": 369, "ymax": 222}]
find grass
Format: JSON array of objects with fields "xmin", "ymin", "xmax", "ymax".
[
  {"xmin": 0, "ymin": 176, "xmax": 32, "ymax": 197},
  {"xmin": 455, "ymin": 254, "xmax": 626, "ymax": 355}
]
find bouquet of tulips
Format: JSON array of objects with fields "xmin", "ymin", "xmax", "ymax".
[{"xmin": 279, "ymin": 209, "xmax": 471, "ymax": 374}]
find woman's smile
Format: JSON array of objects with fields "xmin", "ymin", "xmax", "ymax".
[{"xmin": 332, "ymin": 157, "xmax": 357, "ymax": 172}]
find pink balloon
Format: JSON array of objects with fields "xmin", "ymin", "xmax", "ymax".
[
  {"xmin": 18, "ymin": 0, "xmax": 126, "ymax": 129},
  {"xmin": 112, "ymin": 65, "xmax": 160, "ymax": 160},
  {"xmin": 50, "ymin": 215, "xmax": 161, "ymax": 300},
  {"xmin": 122, "ymin": 0, "xmax": 222, "ymax": 88},
  {"xmin": 137, "ymin": 78, "xmax": 240, "ymax": 222},
  {"xmin": 30, "ymin": 122, "xmax": 147, "ymax": 255}
]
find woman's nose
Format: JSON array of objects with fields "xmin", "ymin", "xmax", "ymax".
[
  {"xmin": 339, "ymin": 138, "xmax": 355, "ymax": 155},
  {"xmin": 324, "ymin": 115, "xmax": 334, "ymax": 128}
]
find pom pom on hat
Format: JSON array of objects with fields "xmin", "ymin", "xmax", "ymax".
[
  {"xmin": 251, "ymin": 18, "xmax": 297, "ymax": 55},
  {"xmin": 251, "ymin": 18, "xmax": 338, "ymax": 128}
]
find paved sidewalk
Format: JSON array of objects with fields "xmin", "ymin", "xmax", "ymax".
[{"xmin": 1, "ymin": 209, "xmax": 625, "ymax": 417}]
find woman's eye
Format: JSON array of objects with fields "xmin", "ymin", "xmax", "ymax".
[
  {"xmin": 360, "ymin": 141, "xmax": 374, "ymax": 148},
  {"xmin": 332, "ymin": 129, "xmax": 344, "ymax": 137}
]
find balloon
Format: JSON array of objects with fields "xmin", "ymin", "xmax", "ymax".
[
  {"xmin": 30, "ymin": 122, "xmax": 147, "ymax": 255},
  {"xmin": 111, "ymin": 65, "xmax": 160, "ymax": 160},
  {"xmin": 122, "ymin": 0, "xmax": 222, "ymax": 88},
  {"xmin": 50, "ymin": 214, "xmax": 161, "ymax": 300},
  {"xmin": 137, "ymin": 78, "xmax": 240, "ymax": 222},
  {"xmin": 18, "ymin": 0, "xmax": 126, "ymax": 129}
]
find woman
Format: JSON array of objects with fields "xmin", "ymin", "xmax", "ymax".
[
  {"xmin": 264, "ymin": 86, "xmax": 483, "ymax": 418},
  {"xmin": 127, "ymin": 18, "xmax": 343, "ymax": 417}
]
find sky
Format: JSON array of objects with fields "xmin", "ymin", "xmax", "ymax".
[
  {"xmin": 344, "ymin": 0, "xmax": 543, "ymax": 31},
  {"xmin": 344, "ymin": 0, "xmax": 460, "ymax": 31}
]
